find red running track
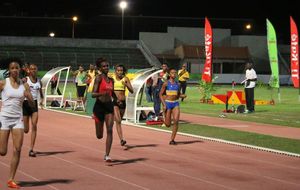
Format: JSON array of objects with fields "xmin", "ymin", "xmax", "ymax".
[{"xmin": 0, "ymin": 109, "xmax": 300, "ymax": 190}]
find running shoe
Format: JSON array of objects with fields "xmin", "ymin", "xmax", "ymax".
[
  {"xmin": 244, "ymin": 110, "xmax": 251, "ymax": 114},
  {"xmin": 7, "ymin": 180, "xmax": 20, "ymax": 189},
  {"xmin": 169, "ymin": 140, "xmax": 176, "ymax": 145},
  {"xmin": 120, "ymin": 139, "xmax": 127, "ymax": 146},
  {"xmin": 104, "ymin": 155, "xmax": 112, "ymax": 162},
  {"xmin": 29, "ymin": 150, "xmax": 36, "ymax": 157}
]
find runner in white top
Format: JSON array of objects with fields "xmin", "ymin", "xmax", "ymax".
[
  {"xmin": 23, "ymin": 64, "xmax": 44, "ymax": 157},
  {"xmin": 0, "ymin": 58, "xmax": 35, "ymax": 189}
]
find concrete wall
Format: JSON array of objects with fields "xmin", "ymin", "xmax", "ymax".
[
  {"xmin": 167, "ymin": 27, "xmax": 231, "ymax": 47},
  {"xmin": 139, "ymin": 27, "xmax": 232, "ymax": 54},
  {"xmin": 212, "ymin": 74, "xmax": 291, "ymax": 85},
  {"xmin": 0, "ymin": 36, "xmax": 138, "ymax": 48},
  {"xmin": 231, "ymin": 35, "xmax": 291, "ymax": 75},
  {"xmin": 187, "ymin": 73, "xmax": 291, "ymax": 85},
  {"xmin": 231, "ymin": 35, "xmax": 269, "ymax": 73},
  {"xmin": 188, "ymin": 58, "xmax": 204, "ymax": 74},
  {"xmin": 139, "ymin": 32, "xmax": 175, "ymax": 54},
  {"xmin": 139, "ymin": 30, "xmax": 290, "ymax": 76}
]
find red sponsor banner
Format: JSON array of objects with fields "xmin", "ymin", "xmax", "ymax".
[
  {"xmin": 202, "ymin": 17, "xmax": 213, "ymax": 82},
  {"xmin": 290, "ymin": 16, "xmax": 299, "ymax": 88}
]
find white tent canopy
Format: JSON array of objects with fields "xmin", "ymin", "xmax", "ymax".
[
  {"xmin": 0, "ymin": 70, "xmax": 7, "ymax": 80},
  {"xmin": 125, "ymin": 68, "xmax": 161, "ymax": 123},
  {"xmin": 41, "ymin": 66, "xmax": 70, "ymax": 108}
]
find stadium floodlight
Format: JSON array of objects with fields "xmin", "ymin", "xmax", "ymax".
[
  {"xmin": 245, "ymin": 23, "xmax": 252, "ymax": 30},
  {"xmin": 72, "ymin": 16, "xmax": 78, "ymax": 38},
  {"xmin": 72, "ymin": 16, "xmax": 78, "ymax": 22},
  {"xmin": 119, "ymin": 1, "xmax": 127, "ymax": 9},
  {"xmin": 119, "ymin": 1, "xmax": 127, "ymax": 40},
  {"xmin": 49, "ymin": 32, "xmax": 55, "ymax": 37}
]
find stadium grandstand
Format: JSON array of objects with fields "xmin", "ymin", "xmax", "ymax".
[{"xmin": 0, "ymin": 36, "xmax": 156, "ymax": 70}]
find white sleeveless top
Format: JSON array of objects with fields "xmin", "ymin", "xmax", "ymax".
[
  {"xmin": 26, "ymin": 76, "xmax": 41, "ymax": 100},
  {"xmin": 1, "ymin": 78, "xmax": 25, "ymax": 118},
  {"xmin": 245, "ymin": 68, "xmax": 257, "ymax": 88}
]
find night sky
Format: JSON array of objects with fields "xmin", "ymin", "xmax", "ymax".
[{"xmin": 0, "ymin": 0, "xmax": 298, "ymax": 43}]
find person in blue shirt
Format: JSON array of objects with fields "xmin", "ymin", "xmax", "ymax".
[{"xmin": 159, "ymin": 68, "xmax": 186, "ymax": 145}]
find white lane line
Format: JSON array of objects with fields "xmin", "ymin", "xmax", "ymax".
[
  {"xmin": 0, "ymin": 161, "xmax": 60, "ymax": 190},
  {"xmin": 219, "ymin": 124, "xmax": 249, "ymax": 128}
]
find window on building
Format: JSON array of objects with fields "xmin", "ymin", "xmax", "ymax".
[
  {"xmin": 222, "ymin": 62, "xmax": 244, "ymax": 73},
  {"xmin": 213, "ymin": 62, "xmax": 221, "ymax": 74},
  {"xmin": 222, "ymin": 62, "xmax": 235, "ymax": 73}
]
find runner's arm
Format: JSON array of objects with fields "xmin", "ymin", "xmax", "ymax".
[
  {"xmin": 39, "ymin": 80, "xmax": 44, "ymax": 107},
  {"xmin": 24, "ymin": 83, "xmax": 36, "ymax": 109},
  {"xmin": 159, "ymin": 82, "xmax": 167, "ymax": 108},
  {"xmin": 0, "ymin": 80, "xmax": 5, "ymax": 91},
  {"xmin": 124, "ymin": 77, "xmax": 134, "ymax": 94}
]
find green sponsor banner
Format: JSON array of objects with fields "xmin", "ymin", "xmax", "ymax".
[{"xmin": 266, "ymin": 19, "xmax": 280, "ymax": 88}]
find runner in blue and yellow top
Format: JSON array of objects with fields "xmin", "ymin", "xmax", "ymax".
[{"xmin": 159, "ymin": 68, "xmax": 186, "ymax": 145}]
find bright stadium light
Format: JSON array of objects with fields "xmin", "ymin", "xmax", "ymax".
[
  {"xmin": 245, "ymin": 23, "xmax": 252, "ymax": 30},
  {"xmin": 49, "ymin": 32, "xmax": 55, "ymax": 37},
  {"xmin": 119, "ymin": 1, "xmax": 127, "ymax": 40},
  {"xmin": 72, "ymin": 16, "xmax": 78, "ymax": 22},
  {"xmin": 119, "ymin": 1, "xmax": 127, "ymax": 9},
  {"xmin": 72, "ymin": 16, "xmax": 78, "ymax": 38}
]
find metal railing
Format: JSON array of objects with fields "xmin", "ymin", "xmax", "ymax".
[{"xmin": 137, "ymin": 40, "xmax": 161, "ymax": 68}]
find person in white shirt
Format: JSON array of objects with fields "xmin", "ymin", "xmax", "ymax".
[
  {"xmin": 0, "ymin": 58, "xmax": 35, "ymax": 188},
  {"xmin": 23, "ymin": 64, "xmax": 44, "ymax": 157},
  {"xmin": 243, "ymin": 62, "xmax": 257, "ymax": 113}
]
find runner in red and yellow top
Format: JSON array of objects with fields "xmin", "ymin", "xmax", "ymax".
[{"xmin": 92, "ymin": 57, "xmax": 115, "ymax": 162}]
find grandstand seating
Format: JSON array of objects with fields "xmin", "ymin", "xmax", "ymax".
[{"xmin": 0, "ymin": 46, "xmax": 150, "ymax": 70}]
